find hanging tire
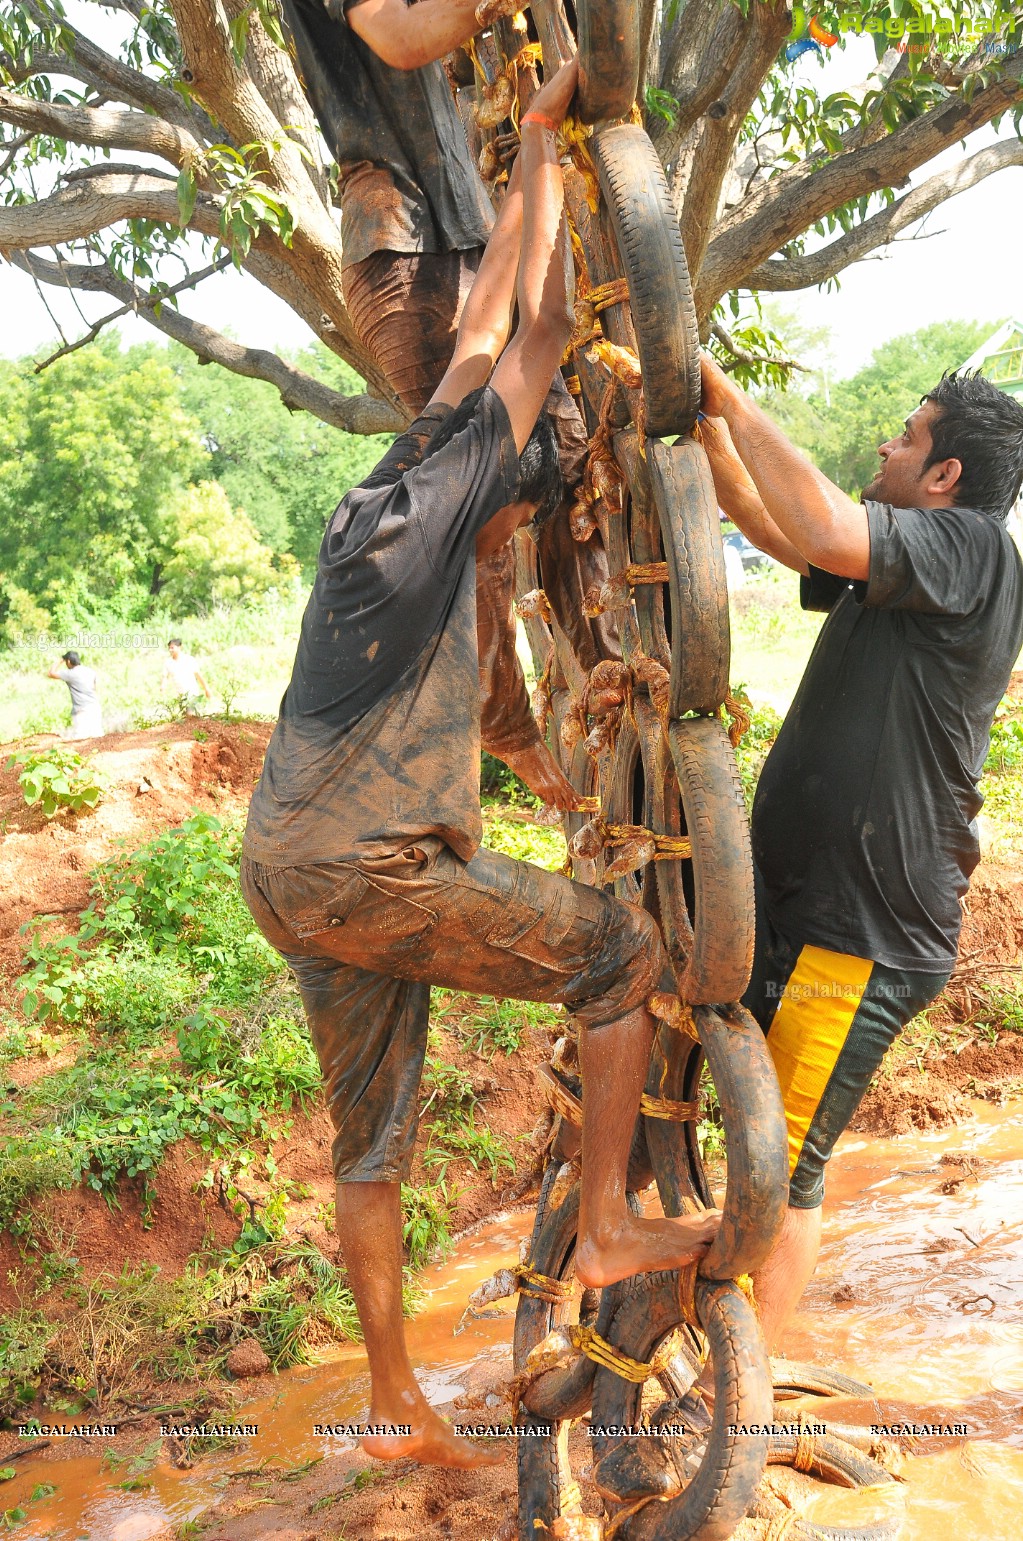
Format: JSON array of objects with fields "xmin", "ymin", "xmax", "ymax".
[
  {"xmin": 514, "ymin": 1180, "xmax": 641, "ymax": 1538},
  {"xmin": 590, "ymin": 1272, "xmax": 773, "ymax": 1540},
  {"xmin": 695, "ymin": 1002, "xmax": 788, "ymax": 1281},
  {"xmin": 576, "ymin": 0, "xmax": 639, "ymax": 124},
  {"xmin": 592, "ymin": 124, "xmax": 701, "ymax": 438},
  {"xmin": 651, "ymin": 716, "xmax": 754, "ymax": 1005},
  {"xmin": 648, "ymin": 438, "xmax": 730, "ymax": 716}
]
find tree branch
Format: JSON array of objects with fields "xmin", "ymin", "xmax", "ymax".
[
  {"xmin": 676, "ymin": 0, "xmax": 791, "ymax": 276},
  {"xmin": 10, "ymin": 249, "xmax": 404, "ymax": 435},
  {"xmin": 31, "ymin": 253, "xmax": 234, "ymax": 370},
  {"xmin": 0, "ymin": 171, "xmax": 221, "ymax": 249},
  {"xmin": 710, "ymin": 320, "xmax": 807, "ymax": 374},
  {"xmin": 741, "ymin": 136, "xmax": 1023, "ymax": 292},
  {"xmin": 697, "ymin": 49, "xmax": 1023, "ymax": 311},
  {"xmin": 652, "ymin": 0, "xmax": 745, "ymax": 154},
  {"xmin": 0, "ymin": 87, "xmax": 205, "ymax": 171}
]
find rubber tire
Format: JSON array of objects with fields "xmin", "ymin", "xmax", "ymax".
[
  {"xmin": 590, "ymin": 1273, "xmax": 773, "ymax": 1540},
  {"xmin": 515, "ymin": 1182, "xmax": 640, "ymax": 1539},
  {"xmin": 772, "ymin": 1359, "xmax": 876, "ymax": 1401},
  {"xmin": 648, "ymin": 438, "xmax": 730, "ymax": 716},
  {"xmin": 592, "ymin": 124, "xmax": 701, "ymax": 438},
  {"xmin": 576, "ymin": 0, "xmax": 639, "ymax": 123},
  {"xmin": 756, "ymin": 1432, "xmax": 903, "ymax": 1541},
  {"xmin": 695, "ymin": 1002, "xmax": 789, "ymax": 1280},
  {"xmin": 599, "ymin": 698, "xmax": 660, "ymax": 916},
  {"xmin": 651, "ymin": 716, "xmax": 754, "ymax": 1005}
]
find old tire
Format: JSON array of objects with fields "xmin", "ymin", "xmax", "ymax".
[
  {"xmin": 756, "ymin": 1431, "xmax": 904, "ymax": 1540},
  {"xmin": 576, "ymin": 0, "xmax": 639, "ymax": 123},
  {"xmin": 592, "ymin": 124, "xmax": 701, "ymax": 438},
  {"xmin": 651, "ymin": 716, "xmax": 754, "ymax": 1005},
  {"xmin": 590, "ymin": 1273, "xmax": 772, "ymax": 1540},
  {"xmin": 515, "ymin": 1180, "xmax": 640, "ymax": 1538}
]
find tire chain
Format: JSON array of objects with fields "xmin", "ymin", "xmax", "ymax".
[{"xmin": 465, "ymin": 6, "xmax": 829, "ymax": 1537}]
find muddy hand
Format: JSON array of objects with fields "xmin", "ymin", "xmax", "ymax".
[
  {"xmin": 576, "ymin": 1208, "xmax": 722, "ymax": 1290},
  {"xmin": 527, "ymin": 55, "xmax": 580, "ymax": 125},
  {"xmin": 499, "ymin": 740, "xmax": 579, "ymax": 811}
]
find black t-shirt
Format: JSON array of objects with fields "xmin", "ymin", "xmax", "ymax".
[
  {"xmin": 752, "ymin": 499, "xmax": 1023, "ymax": 971},
  {"xmin": 280, "ymin": 0, "xmax": 494, "ymax": 269},
  {"xmin": 243, "ymin": 388, "xmax": 521, "ymax": 866}
]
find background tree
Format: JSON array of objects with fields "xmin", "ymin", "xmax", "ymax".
[
  {"xmin": 0, "ymin": 0, "xmax": 1020, "ymax": 427},
  {"xmin": 762, "ymin": 316, "xmax": 997, "ymax": 491}
]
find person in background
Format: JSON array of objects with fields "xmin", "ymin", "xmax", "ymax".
[
  {"xmin": 47, "ymin": 650, "xmax": 103, "ymax": 740},
  {"xmin": 163, "ymin": 638, "xmax": 212, "ymax": 712}
]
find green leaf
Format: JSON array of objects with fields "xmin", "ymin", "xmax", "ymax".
[{"xmin": 176, "ymin": 167, "xmax": 197, "ymax": 228}]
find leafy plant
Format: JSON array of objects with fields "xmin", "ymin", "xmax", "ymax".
[
  {"xmin": 401, "ymin": 1182, "xmax": 457, "ymax": 1269},
  {"xmin": 6, "ymin": 748, "xmax": 102, "ymax": 819}
]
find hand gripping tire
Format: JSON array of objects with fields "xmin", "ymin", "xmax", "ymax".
[
  {"xmin": 576, "ymin": 0, "xmax": 640, "ymax": 124},
  {"xmin": 591, "ymin": 124, "xmax": 702, "ymax": 438},
  {"xmin": 589, "ymin": 1272, "xmax": 773, "ymax": 1540},
  {"xmin": 651, "ymin": 716, "xmax": 754, "ymax": 1005},
  {"xmin": 514, "ymin": 1179, "xmax": 641, "ymax": 1538}
]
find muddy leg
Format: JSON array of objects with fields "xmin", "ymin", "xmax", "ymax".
[
  {"xmin": 574, "ymin": 1005, "xmax": 722, "ymax": 1288},
  {"xmin": 334, "ymin": 1180, "xmax": 500, "ymax": 1468},
  {"xmin": 751, "ymin": 1204, "xmax": 822, "ymax": 1352}
]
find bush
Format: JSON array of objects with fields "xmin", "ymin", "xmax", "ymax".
[{"xmin": 6, "ymin": 747, "xmax": 103, "ymax": 819}]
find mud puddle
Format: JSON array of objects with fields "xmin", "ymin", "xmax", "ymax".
[{"xmin": 7, "ymin": 1101, "xmax": 1023, "ymax": 1539}]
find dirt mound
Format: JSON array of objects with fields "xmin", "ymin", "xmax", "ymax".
[{"xmin": 0, "ymin": 718, "xmax": 273, "ymax": 989}]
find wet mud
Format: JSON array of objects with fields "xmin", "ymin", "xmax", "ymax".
[{"xmin": 6, "ymin": 1099, "xmax": 1023, "ymax": 1539}]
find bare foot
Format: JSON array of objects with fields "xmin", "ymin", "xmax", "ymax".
[
  {"xmin": 499, "ymin": 742, "xmax": 579, "ymax": 811},
  {"xmin": 360, "ymin": 1405, "xmax": 502, "ymax": 1468},
  {"xmin": 575, "ymin": 1210, "xmax": 722, "ymax": 1289}
]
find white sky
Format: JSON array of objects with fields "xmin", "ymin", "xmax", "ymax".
[{"xmin": 0, "ymin": 29, "xmax": 1019, "ymax": 379}]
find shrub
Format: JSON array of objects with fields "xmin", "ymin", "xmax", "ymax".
[{"xmin": 6, "ymin": 747, "xmax": 103, "ymax": 819}]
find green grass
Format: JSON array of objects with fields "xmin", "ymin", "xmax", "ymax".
[{"xmin": 729, "ymin": 567, "xmax": 824, "ymax": 713}]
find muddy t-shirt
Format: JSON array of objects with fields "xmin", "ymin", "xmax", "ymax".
[
  {"xmin": 244, "ymin": 387, "xmax": 520, "ymax": 866},
  {"xmin": 752, "ymin": 499, "xmax": 1023, "ymax": 971},
  {"xmin": 280, "ymin": 0, "xmax": 494, "ymax": 269}
]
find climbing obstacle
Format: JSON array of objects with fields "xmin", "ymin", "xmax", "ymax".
[{"xmin": 460, "ymin": 3, "xmax": 899, "ymax": 1535}]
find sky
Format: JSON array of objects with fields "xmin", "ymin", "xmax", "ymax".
[{"xmin": 0, "ymin": 24, "xmax": 1019, "ymax": 381}]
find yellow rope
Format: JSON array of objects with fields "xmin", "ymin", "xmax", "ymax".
[
  {"xmin": 559, "ymin": 1482, "xmax": 582, "ymax": 1512},
  {"xmin": 586, "ymin": 336, "xmax": 642, "ymax": 389},
  {"xmin": 583, "ymin": 563, "xmax": 669, "ymax": 615},
  {"xmin": 764, "ymin": 1515, "xmax": 800, "ymax": 1541},
  {"xmin": 515, "ymin": 1263, "xmax": 575, "ymax": 1304},
  {"xmin": 588, "ymin": 277, "xmax": 630, "ymax": 314},
  {"xmin": 564, "ymin": 373, "xmax": 582, "ymax": 396},
  {"xmin": 736, "ymin": 1273, "xmax": 757, "ymax": 1315},
  {"xmin": 678, "ymin": 1261, "xmax": 699, "ymax": 1325},
  {"xmin": 516, "ymin": 587, "xmax": 552, "ymax": 622},
  {"xmin": 568, "ymin": 1324, "xmax": 676, "ymax": 1383},
  {"xmin": 723, "ymin": 689, "xmax": 752, "ymax": 748},
  {"xmin": 793, "ymin": 1412, "xmax": 817, "ymax": 1474},
  {"xmin": 639, "ymin": 1092, "xmax": 699, "ymax": 1122},
  {"xmin": 647, "ymin": 992, "xmax": 699, "ymax": 1040},
  {"xmin": 603, "ymin": 1493, "xmax": 672, "ymax": 1539}
]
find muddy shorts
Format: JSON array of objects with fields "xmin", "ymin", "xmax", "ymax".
[
  {"xmin": 744, "ymin": 873, "xmax": 949, "ymax": 1209},
  {"xmin": 240, "ymin": 841, "xmax": 666, "ymax": 1184}
]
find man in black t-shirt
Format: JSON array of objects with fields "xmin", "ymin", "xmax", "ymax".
[
  {"xmin": 242, "ymin": 63, "xmax": 720, "ymax": 1472},
  {"xmin": 699, "ymin": 355, "xmax": 1023, "ymax": 1354},
  {"xmin": 280, "ymin": 0, "xmax": 591, "ymax": 812}
]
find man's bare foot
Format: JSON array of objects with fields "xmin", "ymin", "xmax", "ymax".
[
  {"xmin": 575, "ymin": 1210, "xmax": 722, "ymax": 1289},
  {"xmin": 360, "ymin": 1404, "xmax": 501, "ymax": 1468},
  {"xmin": 500, "ymin": 742, "xmax": 579, "ymax": 811}
]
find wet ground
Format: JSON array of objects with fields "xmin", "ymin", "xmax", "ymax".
[{"xmin": 6, "ymin": 1098, "xmax": 1023, "ymax": 1540}]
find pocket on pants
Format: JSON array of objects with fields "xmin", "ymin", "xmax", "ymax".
[
  {"xmin": 482, "ymin": 859, "xmax": 580, "ymax": 958},
  {"xmin": 272, "ymin": 864, "xmax": 370, "ymax": 940}
]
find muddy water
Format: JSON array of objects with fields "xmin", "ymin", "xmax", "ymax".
[{"xmin": 7, "ymin": 1099, "xmax": 1023, "ymax": 1539}]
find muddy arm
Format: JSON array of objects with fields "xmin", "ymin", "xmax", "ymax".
[{"xmin": 477, "ymin": 541, "xmax": 542, "ymax": 761}]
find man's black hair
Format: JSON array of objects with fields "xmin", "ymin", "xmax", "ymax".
[
  {"xmin": 167, "ymin": 637, "xmax": 183, "ymax": 647},
  {"xmin": 62, "ymin": 650, "xmax": 80, "ymax": 667},
  {"xmin": 424, "ymin": 386, "xmax": 563, "ymax": 526},
  {"xmin": 922, "ymin": 370, "xmax": 1023, "ymax": 521}
]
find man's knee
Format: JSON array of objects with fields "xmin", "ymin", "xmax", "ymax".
[{"xmin": 574, "ymin": 902, "xmax": 667, "ymax": 1030}]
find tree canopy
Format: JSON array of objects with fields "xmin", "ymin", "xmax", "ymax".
[{"xmin": 1, "ymin": 0, "xmax": 1020, "ymax": 423}]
